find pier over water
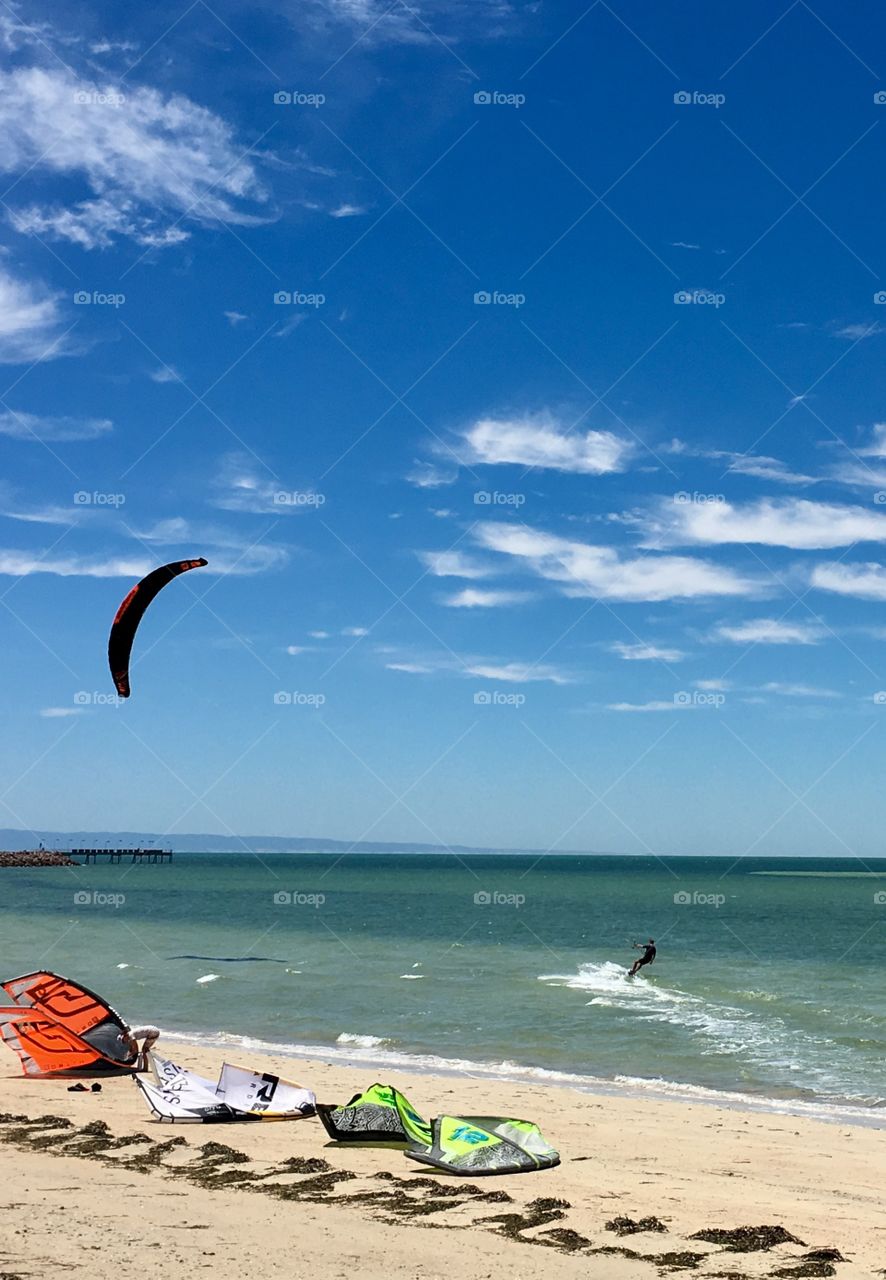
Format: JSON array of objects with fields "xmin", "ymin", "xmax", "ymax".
[{"xmin": 70, "ymin": 847, "xmax": 173, "ymax": 864}]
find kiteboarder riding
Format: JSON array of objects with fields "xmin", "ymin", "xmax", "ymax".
[{"xmin": 628, "ymin": 938, "xmax": 656, "ymax": 977}]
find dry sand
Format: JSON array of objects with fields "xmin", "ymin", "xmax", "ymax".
[{"xmin": 1, "ymin": 1040, "xmax": 883, "ymax": 1279}]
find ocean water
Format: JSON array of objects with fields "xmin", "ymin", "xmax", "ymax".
[{"xmin": 3, "ymin": 853, "xmax": 886, "ymax": 1124}]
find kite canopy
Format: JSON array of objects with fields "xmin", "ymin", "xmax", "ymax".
[
  {"xmin": 405, "ymin": 1115, "xmax": 560, "ymax": 1176},
  {"xmin": 316, "ymin": 1083, "xmax": 432, "ymax": 1147},
  {"xmin": 0, "ymin": 971, "xmax": 136, "ymax": 1076},
  {"xmin": 136, "ymin": 1052, "xmax": 316, "ymax": 1123},
  {"xmin": 318, "ymin": 1082, "xmax": 559, "ymax": 1175},
  {"xmin": 108, "ymin": 558, "xmax": 208, "ymax": 697}
]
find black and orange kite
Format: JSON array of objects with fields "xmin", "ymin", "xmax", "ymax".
[
  {"xmin": 108, "ymin": 558, "xmax": 208, "ymax": 698},
  {"xmin": 0, "ymin": 971, "xmax": 137, "ymax": 1076}
]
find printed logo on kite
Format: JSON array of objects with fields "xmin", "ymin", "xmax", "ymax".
[
  {"xmin": 450, "ymin": 1125, "xmax": 492, "ymax": 1145},
  {"xmin": 108, "ymin": 558, "xmax": 208, "ymax": 698}
]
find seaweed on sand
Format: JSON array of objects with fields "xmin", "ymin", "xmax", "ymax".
[
  {"xmin": 690, "ymin": 1226, "xmax": 806, "ymax": 1252},
  {"xmin": 480, "ymin": 1197, "xmax": 572, "ymax": 1242},
  {"xmin": 606, "ymin": 1215, "xmax": 668, "ymax": 1235},
  {"xmin": 770, "ymin": 1252, "xmax": 845, "ymax": 1279}
]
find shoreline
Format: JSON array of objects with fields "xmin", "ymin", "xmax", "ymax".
[
  {"xmin": 1, "ymin": 1034, "xmax": 883, "ymax": 1280},
  {"xmin": 158, "ymin": 1026, "xmax": 886, "ymax": 1131}
]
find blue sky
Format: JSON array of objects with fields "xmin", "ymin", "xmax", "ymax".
[{"xmin": 2, "ymin": 0, "xmax": 886, "ymax": 856}]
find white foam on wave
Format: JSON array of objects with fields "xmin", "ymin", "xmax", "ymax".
[
  {"xmin": 159, "ymin": 1026, "xmax": 886, "ymax": 1129},
  {"xmin": 336, "ymin": 1033, "xmax": 391, "ymax": 1049},
  {"xmin": 537, "ymin": 961, "xmax": 877, "ymax": 1103},
  {"xmin": 195, "ymin": 973, "xmax": 220, "ymax": 985},
  {"xmin": 399, "ymin": 974, "xmax": 424, "ymax": 979}
]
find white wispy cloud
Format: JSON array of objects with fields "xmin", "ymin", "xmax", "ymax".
[
  {"xmin": 609, "ymin": 641, "xmax": 685, "ymax": 661},
  {"xmin": 304, "ymin": 0, "xmax": 524, "ymax": 46},
  {"xmin": 0, "ymin": 264, "xmax": 68, "ymax": 364},
  {"xmin": 442, "ymin": 587, "xmax": 532, "ymax": 608},
  {"xmin": 129, "ymin": 516, "xmax": 289, "ymax": 574},
  {"xmin": 0, "ymin": 410, "xmax": 111, "ymax": 441},
  {"xmin": 811, "ymin": 562, "xmax": 886, "ymax": 601},
  {"xmin": 150, "ymin": 365, "xmax": 183, "ymax": 384},
  {"xmin": 0, "ymin": 551, "xmax": 151, "ymax": 577},
  {"xmin": 834, "ymin": 322, "xmax": 883, "ymax": 340},
  {"xmin": 0, "ymin": 67, "xmax": 270, "ymax": 248},
  {"xmin": 330, "ymin": 203, "xmax": 367, "ymax": 218},
  {"xmin": 223, "ymin": 311, "xmax": 249, "ymax": 326},
  {"xmin": 1, "ymin": 501, "xmax": 80, "ymax": 525},
  {"xmin": 607, "ymin": 699, "xmax": 693, "ymax": 712},
  {"xmin": 462, "ymin": 413, "xmax": 633, "ymax": 475},
  {"xmin": 406, "ymin": 461, "xmax": 459, "ymax": 489},
  {"xmin": 473, "ymin": 522, "xmax": 758, "ymax": 601},
  {"xmin": 419, "ymin": 550, "xmax": 496, "ymax": 579},
  {"xmin": 385, "ymin": 651, "xmax": 570, "ymax": 684},
  {"xmin": 466, "ymin": 660, "xmax": 569, "ymax": 684},
  {"xmin": 856, "ymin": 423, "xmax": 886, "ymax": 457},
  {"xmin": 648, "ymin": 497, "xmax": 886, "ymax": 550},
  {"xmin": 711, "ymin": 618, "xmax": 824, "ymax": 645},
  {"xmin": 723, "ymin": 453, "xmax": 817, "ymax": 485},
  {"xmin": 40, "ymin": 706, "xmax": 85, "ymax": 717},
  {"xmin": 210, "ymin": 453, "xmax": 320, "ymax": 515},
  {"xmin": 760, "ymin": 681, "xmax": 840, "ymax": 698},
  {"xmin": 0, "ymin": 11, "xmax": 71, "ymax": 52}
]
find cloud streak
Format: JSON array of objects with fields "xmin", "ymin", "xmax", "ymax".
[
  {"xmin": 473, "ymin": 522, "xmax": 759, "ymax": 602},
  {"xmin": 461, "ymin": 413, "xmax": 633, "ymax": 475},
  {"xmin": 0, "ymin": 67, "xmax": 270, "ymax": 248}
]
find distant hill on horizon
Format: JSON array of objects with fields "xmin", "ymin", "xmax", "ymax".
[{"xmin": 0, "ymin": 827, "xmax": 577, "ymax": 856}]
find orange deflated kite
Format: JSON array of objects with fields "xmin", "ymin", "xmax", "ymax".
[
  {"xmin": 108, "ymin": 558, "xmax": 208, "ymax": 698},
  {"xmin": 0, "ymin": 971, "xmax": 137, "ymax": 1076}
]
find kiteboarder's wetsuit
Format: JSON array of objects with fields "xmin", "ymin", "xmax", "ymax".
[{"xmin": 628, "ymin": 940, "xmax": 656, "ymax": 977}]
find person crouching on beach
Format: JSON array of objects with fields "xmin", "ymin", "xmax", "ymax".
[{"xmin": 120, "ymin": 1024, "xmax": 160, "ymax": 1070}]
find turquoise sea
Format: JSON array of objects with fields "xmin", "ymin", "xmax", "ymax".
[{"xmin": 3, "ymin": 853, "xmax": 886, "ymax": 1124}]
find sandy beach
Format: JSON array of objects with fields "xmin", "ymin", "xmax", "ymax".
[{"xmin": 1, "ymin": 1040, "xmax": 882, "ymax": 1279}]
